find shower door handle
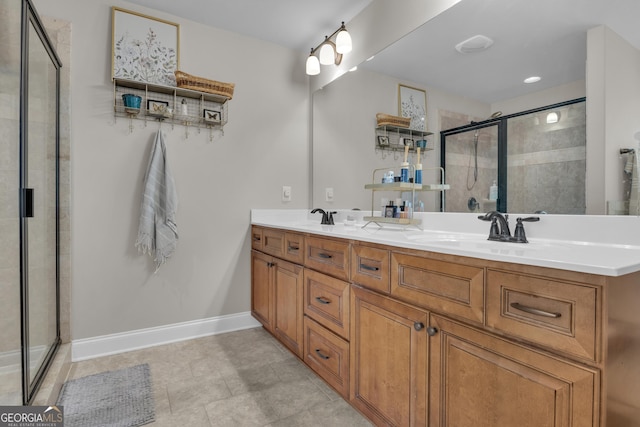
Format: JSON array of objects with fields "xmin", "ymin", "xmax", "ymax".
[{"xmin": 23, "ymin": 188, "xmax": 34, "ymax": 218}]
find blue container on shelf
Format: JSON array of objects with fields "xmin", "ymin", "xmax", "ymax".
[{"xmin": 122, "ymin": 93, "xmax": 142, "ymax": 109}]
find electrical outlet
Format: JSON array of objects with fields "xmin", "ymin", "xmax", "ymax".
[
  {"xmin": 282, "ymin": 186, "xmax": 292, "ymax": 202},
  {"xmin": 325, "ymin": 187, "xmax": 334, "ymax": 202}
]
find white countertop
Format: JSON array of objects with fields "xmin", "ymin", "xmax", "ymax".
[{"xmin": 251, "ymin": 209, "xmax": 640, "ymax": 277}]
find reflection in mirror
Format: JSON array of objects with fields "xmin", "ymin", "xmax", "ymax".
[
  {"xmin": 312, "ymin": 0, "xmax": 640, "ymax": 215},
  {"xmin": 441, "ymin": 100, "xmax": 587, "ymax": 215}
]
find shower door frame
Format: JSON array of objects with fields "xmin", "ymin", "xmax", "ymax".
[
  {"xmin": 19, "ymin": 0, "xmax": 62, "ymax": 405},
  {"xmin": 440, "ymin": 97, "xmax": 586, "ymax": 213}
]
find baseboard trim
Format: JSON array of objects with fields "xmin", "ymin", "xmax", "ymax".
[{"xmin": 71, "ymin": 311, "xmax": 261, "ymax": 362}]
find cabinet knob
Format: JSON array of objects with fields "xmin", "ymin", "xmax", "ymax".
[
  {"xmin": 426, "ymin": 326, "xmax": 438, "ymax": 336},
  {"xmin": 414, "ymin": 322, "xmax": 424, "ymax": 331}
]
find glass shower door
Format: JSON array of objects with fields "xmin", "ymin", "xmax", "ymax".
[{"xmin": 22, "ymin": 10, "xmax": 60, "ymax": 401}]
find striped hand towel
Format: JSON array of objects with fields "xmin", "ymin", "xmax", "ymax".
[{"xmin": 135, "ymin": 130, "xmax": 178, "ymax": 271}]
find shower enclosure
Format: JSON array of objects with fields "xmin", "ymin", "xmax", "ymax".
[
  {"xmin": 0, "ymin": 0, "xmax": 61, "ymax": 404},
  {"xmin": 441, "ymin": 99, "xmax": 586, "ymax": 215}
]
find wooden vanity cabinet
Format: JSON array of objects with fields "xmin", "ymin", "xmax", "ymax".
[
  {"xmin": 251, "ymin": 225, "xmax": 635, "ymax": 426},
  {"xmin": 350, "ymin": 285, "xmax": 429, "ymax": 426},
  {"xmin": 429, "ymin": 314, "xmax": 599, "ymax": 427},
  {"xmin": 251, "ymin": 229, "xmax": 304, "ymax": 357}
]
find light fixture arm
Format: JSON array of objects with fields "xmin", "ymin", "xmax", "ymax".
[{"xmin": 309, "ymin": 22, "xmax": 347, "ymax": 56}]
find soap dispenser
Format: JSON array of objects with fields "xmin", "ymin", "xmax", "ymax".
[{"xmin": 489, "ymin": 180, "xmax": 498, "ymax": 201}]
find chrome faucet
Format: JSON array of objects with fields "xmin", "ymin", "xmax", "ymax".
[
  {"xmin": 478, "ymin": 211, "xmax": 539, "ymax": 243},
  {"xmin": 311, "ymin": 208, "xmax": 336, "ymax": 225}
]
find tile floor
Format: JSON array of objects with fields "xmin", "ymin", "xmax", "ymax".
[{"xmin": 66, "ymin": 327, "xmax": 372, "ymax": 427}]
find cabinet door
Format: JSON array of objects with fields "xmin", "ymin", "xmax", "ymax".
[
  {"xmin": 350, "ymin": 285, "xmax": 429, "ymax": 426},
  {"xmin": 251, "ymin": 250, "xmax": 274, "ymax": 332},
  {"xmin": 429, "ymin": 314, "xmax": 599, "ymax": 427},
  {"xmin": 273, "ymin": 259, "xmax": 304, "ymax": 357}
]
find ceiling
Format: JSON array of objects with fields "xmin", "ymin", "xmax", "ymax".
[
  {"xmin": 126, "ymin": 0, "xmax": 373, "ymax": 52},
  {"xmin": 128, "ymin": 0, "xmax": 639, "ymax": 104},
  {"xmin": 360, "ymin": 0, "xmax": 640, "ymax": 103}
]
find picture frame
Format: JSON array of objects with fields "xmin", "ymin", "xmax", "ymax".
[
  {"xmin": 112, "ymin": 7, "xmax": 180, "ymax": 86},
  {"xmin": 398, "ymin": 84, "xmax": 427, "ymax": 131},
  {"xmin": 203, "ymin": 109, "xmax": 221, "ymax": 123},
  {"xmin": 147, "ymin": 99, "xmax": 169, "ymax": 115},
  {"xmin": 377, "ymin": 135, "xmax": 389, "ymax": 146}
]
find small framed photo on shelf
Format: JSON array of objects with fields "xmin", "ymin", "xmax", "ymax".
[
  {"xmin": 147, "ymin": 99, "xmax": 169, "ymax": 114},
  {"xmin": 377, "ymin": 135, "xmax": 389, "ymax": 146},
  {"xmin": 203, "ymin": 109, "xmax": 221, "ymax": 123}
]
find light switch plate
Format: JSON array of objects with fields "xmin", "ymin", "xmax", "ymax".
[
  {"xmin": 325, "ymin": 187, "xmax": 334, "ymax": 202},
  {"xmin": 282, "ymin": 186, "xmax": 292, "ymax": 202}
]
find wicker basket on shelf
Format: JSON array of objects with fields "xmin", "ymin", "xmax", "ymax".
[
  {"xmin": 174, "ymin": 70, "xmax": 235, "ymax": 99},
  {"xmin": 376, "ymin": 113, "xmax": 411, "ymax": 128}
]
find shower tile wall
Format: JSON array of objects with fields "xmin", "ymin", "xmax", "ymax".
[
  {"xmin": 440, "ymin": 110, "xmax": 498, "ymax": 213},
  {"xmin": 507, "ymin": 103, "xmax": 586, "ymax": 215}
]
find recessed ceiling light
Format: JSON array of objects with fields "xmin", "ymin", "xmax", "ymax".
[
  {"xmin": 349, "ymin": 66, "xmax": 358, "ymax": 72},
  {"xmin": 524, "ymin": 76, "xmax": 541, "ymax": 84},
  {"xmin": 366, "ymin": 55, "xmax": 375, "ymax": 62}
]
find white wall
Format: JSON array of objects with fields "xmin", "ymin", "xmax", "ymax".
[
  {"xmin": 33, "ymin": 0, "xmax": 310, "ymax": 340},
  {"xmin": 586, "ymin": 25, "xmax": 640, "ymax": 214},
  {"xmin": 491, "ymin": 80, "xmax": 586, "ymax": 116}
]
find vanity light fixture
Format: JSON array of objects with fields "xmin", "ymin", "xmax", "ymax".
[
  {"xmin": 546, "ymin": 111, "xmax": 559, "ymax": 123},
  {"xmin": 305, "ymin": 22, "xmax": 352, "ymax": 76}
]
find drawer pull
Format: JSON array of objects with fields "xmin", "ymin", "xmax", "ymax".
[
  {"xmin": 315, "ymin": 296, "xmax": 331, "ymax": 305},
  {"xmin": 267, "ymin": 262, "xmax": 276, "ymax": 268},
  {"xmin": 426, "ymin": 326, "xmax": 438, "ymax": 336},
  {"xmin": 414, "ymin": 322, "xmax": 424, "ymax": 331},
  {"xmin": 317, "ymin": 252, "xmax": 333, "ymax": 259},
  {"xmin": 315, "ymin": 349, "xmax": 330, "ymax": 360},
  {"xmin": 360, "ymin": 264, "xmax": 380, "ymax": 272},
  {"xmin": 288, "ymin": 245, "xmax": 299, "ymax": 251},
  {"xmin": 253, "ymin": 236, "xmax": 261, "ymax": 242},
  {"xmin": 510, "ymin": 302, "xmax": 561, "ymax": 318}
]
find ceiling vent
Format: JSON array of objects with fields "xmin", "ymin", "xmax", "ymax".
[{"xmin": 455, "ymin": 35, "xmax": 494, "ymax": 54}]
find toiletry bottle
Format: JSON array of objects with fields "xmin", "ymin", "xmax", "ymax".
[
  {"xmin": 489, "ymin": 180, "xmax": 498, "ymax": 201},
  {"xmin": 181, "ymin": 99, "xmax": 188, "ymax": 115},
  {"xmin": 401, "ymin": 162, "xmax": 409, "ymax": 182},
  {"xmin": 414, "ymin": 163, "xmax": 422, "ymax": 184}
]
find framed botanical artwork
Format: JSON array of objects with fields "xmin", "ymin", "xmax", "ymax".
[
  {"xmin": 112, "ymin": 7, "xmax": 180, "ymax": 86},
  {"xmin": 398, "ymin": 84, "xmax": 427, "ymax": 131}
]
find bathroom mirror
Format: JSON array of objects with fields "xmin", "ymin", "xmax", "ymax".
[{"xmin": 312, "ymin": 0, "xmax": 640, "ymax": 214}]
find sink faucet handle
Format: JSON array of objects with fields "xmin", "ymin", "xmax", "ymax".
[
  {"xmin": 513, "ymin": 216, "xmax": 539, "ymax": 243},
  {"xmin": 327, "ymin": 211, "xmax": 337, "ymax": 225}
]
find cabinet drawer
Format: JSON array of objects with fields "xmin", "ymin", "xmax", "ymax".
[
  {"xmin": 351, "ymin": 245, "xmax": 390, "ymax": 293},
  {"xmin": 251, "ymin": 226, "xmax": 263, "ymax": 251},
  {"xmin": 390, "ymin": 252, "xmax": 485, "ymax": 324},
  {"xmin": 304, "ymin": 269, "xmax": 350, "ymax": 339},
  {"xmin": 304, "ymin": 316, "xmax": 349, "ymax": 398},
  {"xmin": 283, "ymin": 232, "xmax": 304, "ymax": 264},
  {"xmin": 486, "ymin": 269, "xmax": 599, "ymax": 362},
  {"xmin": 262, "ymin": 228, "xmax": 285, "ymax": 258},
  {"xmin": 305, "ymin": 236, "xmax": 350, "ymax": 281}
]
